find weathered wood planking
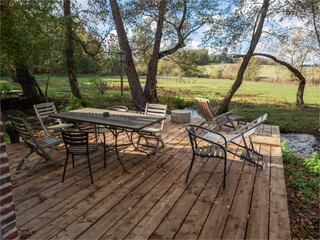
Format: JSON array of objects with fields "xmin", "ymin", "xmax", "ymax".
[{"xmin": 5, "ymin": 119, "xmax": 291, "ymax": 240}]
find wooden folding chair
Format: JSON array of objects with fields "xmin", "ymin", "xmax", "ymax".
[
  {"xmin": 195, "ymin": 97, "xmax": 246, "ymax": 130},
  {"xmin": 9, "ymin": 115, "xmax": 63, "ymax": 176},
  {"xmin": 136, "ymin": 103, "xmax": 167, "ymax": 154},
  {"xmin": 34, "ymin": 102, "xmax": 74, "ymax": 136}
]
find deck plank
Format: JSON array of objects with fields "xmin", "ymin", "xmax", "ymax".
[{"xmin": 5, "ymin": 118, "xmax": 291, "ymax": 240}]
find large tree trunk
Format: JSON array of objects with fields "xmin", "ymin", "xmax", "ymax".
[
  {"xmin": 254, "ymin": 53, "xmax": 306, "ymax": 106},
  {"xmin": 16, "ymin": 67, "xmax": 44, "ymax": 103},
  {"xmin": 64, "ymin": 0, "xmax": 81, "ymax": 99},
  {"xmin": 144, "ymin": 0, "xmax": 167, "ymax": 103},
  {"xmin": 109, "ymin": 0, "xmax": 145, "ymax": 109},
  {"xmin": 217, "ymin": 0, "xmax": 270, "ymax": 115}
]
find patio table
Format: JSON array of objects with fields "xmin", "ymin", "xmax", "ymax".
[{"xmin": 50, "ymin": 108, "xmax": 165, "ymax": 171}]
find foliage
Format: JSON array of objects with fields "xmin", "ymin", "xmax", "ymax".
[
  {"xmin": 4, "ymin": 121, "xmax": 17, "ymax": 135},
  {"xmin": 281, "ymin": 141, "xmax": 320, "ymax": 203},
  {"xmin": 59, "ymin": 94, "xmax": 83, "ymax": 112},
  {"xmin": 160, "ymin": 96, "xmax": 185, "ymax": 110},
  {"xmin": 304, "ymin": 152, "xmax": 320, "ymax": 175},
  {"xmin": 0, "ymin": 84, "xmax": 11, "ymax": 92}
]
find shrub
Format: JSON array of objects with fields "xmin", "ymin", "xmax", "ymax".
[
  {"xmin": 209, "ymin": 69, "xmax": 223, "ymax": 79},
  {"xmin": 161, "ymin": 96, "xmax": 185, "ymax": 109}
]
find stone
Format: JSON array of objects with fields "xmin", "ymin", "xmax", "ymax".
[{"xmin": 171, "ymin": 110, "xmax": 191, "ymax": 123}]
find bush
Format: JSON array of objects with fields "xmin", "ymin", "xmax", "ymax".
[
  {"xmin": 160, "ymin": 96, "xmax": 185, "ymax": 109},
  {"xmin": 59, "ymin": 94, "xmax": 83, "ymax": 112},
  {"xmin": 4, "ymin": 121, "xmax": 17, "ymax": 135},
  {"xmin": 209, "ymin": 69, "xmax": 223, "ymax": 79},
  {"xmin": 304, "ymin": 152, "xmax": 320, "ymax": 175}
]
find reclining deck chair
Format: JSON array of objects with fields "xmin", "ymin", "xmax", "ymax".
[
  {"xmin": 195, "ymin": 97, "xmax": 246, "ymax": 130},
  {"xmin": 34, "ymin": 102, "xmax": 74, "ymax": 136},
  {"xmin": 136, "ymin": 103, "xmax": 167, "ymax": 154},
  {"xmin": 9, "ymin": 115, "xmax": 63, "ymax": 176},
  {"xmin": 202, "ymin": 113, "xmax": 268, "ymax": 169},
  {"xmin": 186, "ymin": 125, "xmax": 227, "ymax": 188}
]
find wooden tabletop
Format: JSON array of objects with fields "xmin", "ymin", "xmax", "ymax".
[{"xmin": 50, "ymin": 108, "xmax": 165, "ymax": 131}]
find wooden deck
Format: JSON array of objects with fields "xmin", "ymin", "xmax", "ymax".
[{"xmin": 6, "ymin": 117, "xmax": 291, "ymax": 239}]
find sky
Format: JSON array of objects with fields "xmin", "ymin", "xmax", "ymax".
[{"xmin": 76, "ymin": 0, "xmax": 319, "ymax": 64}]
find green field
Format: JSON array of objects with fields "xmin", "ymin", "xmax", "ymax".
[
  {"xmin": 200, "ymin": 63, "xmax": 320, "ymax": 83},
  {"xmin": 1, "ymin": 74, "xmax": 319, "ymax": 135}
]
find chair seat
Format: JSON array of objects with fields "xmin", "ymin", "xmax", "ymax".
[
  {"xmin": 34, "ymin": 135, "xmax": 63, "ymax": 148},
  {"xmin": 229, "ymin": 115, "xmax": 246, "ymax": 122},
  {"xmin": 195, "ymin": 145, "xmax": 226, "ymax": 158},
  {"xmin": 68, "ymin": 143, "xmax": 102, "ymax": 155},
  {"xmin": 47, "ymin": 123, "xmax": 74, "ymax": 131},
  {"xmin": 139, "ymin": 127, "xmax": 161, "ymax": 134}
]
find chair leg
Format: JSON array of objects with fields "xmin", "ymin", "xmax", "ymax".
[
  {"xmin": 186, "ymin": 154, "xmax": 196, "ymax": 183},
  {"xmin": 87, "ymin": 153, "xmax": 94, "ymax": 184},
  {"xmin": 137, "ymin": 135, "xmax": 141, "ymax": 147},
  {"xmin": 223, "ymin": 156, "xmax": 227, "ymax": 189},
  {"xmin": 72, "ymin": 155, "xmax": 75, "ymax": 168},
  {"xmin": 16, "ymin": 150, "xmax": 33, "ymax": 170},
  {"xmin": 103, "ymin": 144, "xmax": 106, "ymax": 168},
  {"xmin": 62, "ymin": 154, "xmax": 69, "ymax": 183}
]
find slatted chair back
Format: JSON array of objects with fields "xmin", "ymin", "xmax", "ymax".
[
  {"xmin": 195, "ymin": 97, "xmax": 246, "ymax": 130},
  {"xmin": 34, "ymin": 102, "xmax": 61, "ymax": 135},
  {"xmin": 34, "ymin": 102, "xmax": 74, "ymax": 135},
  {"xmin": 60, "ymin": 131, "xmax": 89, "ymax": 151},
  {"xmin": 136, "ymin": 103, "xmax": 167, "ymax": 154},
  {"xmin": 9, "ymin": 115, "xmax": 38, "ymax": 148},
  {"xmin": 195, "ymin": 97, "xmax": 216, "ymax": 121},
  {"xmin": 60, "ymin": 130, "xmax": 106, "ymax": 184},
  {"xmin": 144, "ymin": 103, "xmax": 167, "ymax": 130},
  {"xmin": 185, "ymin": 124, "xmax": 227, "ymax": 188}
]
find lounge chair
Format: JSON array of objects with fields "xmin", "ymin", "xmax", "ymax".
[
  {"xmin": 203, "ymin": 113, "xmax": 268, "ymax": 169},
  {"xmin": 136, "ymin": 103, "xmax": 167, "ymax": 154},
  {"xmin": 195, "ymin": 97, "xmax": 246, "ymax": 130},
  {"xmin": 9, "ymin": 115, "xmax": 63, "ymax": 176}
]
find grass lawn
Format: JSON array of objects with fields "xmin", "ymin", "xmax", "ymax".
[{"xmin": 1, "ymin": 74, "xmax": 319, "ymax": 135}]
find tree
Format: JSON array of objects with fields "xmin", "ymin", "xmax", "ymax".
[
  {"xmin": 106, "ymin": 0, "xmax": 220, "ymax": 107},
  {"xmin": 0, "ymin": 0, "xmax": 55, "ymax": 102},
  {"xmin": 253, "ymin": 53, "xmax": 307, "ymax": 106},
  {"xmin": 64, "ymin": 0, "xmax": 82, "ymax": 99},
  {"xmin": 216, "ymin": 0, "xmax": 270, "ymax": 114}
]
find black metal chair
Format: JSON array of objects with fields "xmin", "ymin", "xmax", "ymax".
[
  {"xmin": 60, "ymin": 130, "xmax": 106, "ymax": 184},
  {"xmin": 106, "ymin": 105, "xmax": 128, "ymax": 112},
  {"xmin": 185, "ymin": 125, "xmax": 227, "ymax": 188}
]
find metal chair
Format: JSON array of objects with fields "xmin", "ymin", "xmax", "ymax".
[
  {"xmin": 186, "ymin": 125, "xmax": 227, "ymax": 188},
  {"xmin": 204, "ymin": 113, "xmax": 268, "ymax": 169},
  {"xmin": 9, "ymin": 115, "xmax": 63, "ymax": 176},
  {"xmin": 60, "ymin": 130, "xmax": 106, "ymax": 184},
  {"xmin": 129, "ymin": 89, "xmax": 146, "ymax": 113},
  {"xmin": 34, "ymin": 102, "xmax": 74, "ymax": 136},
  {"xmin": 195, "ymin": 97, "xmax": 246, "ymax": 130},
  {"xmin": 106, "ymin": 105, "xmax": 128, "ymax": 112},
  {"xmin": 136, "ymin": 103, "xmax": 167, "ymax": 154}
]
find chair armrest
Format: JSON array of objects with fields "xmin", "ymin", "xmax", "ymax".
[{"xmin": 186, "ymin": 124, "xmax": 227, "ymax": 147}]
